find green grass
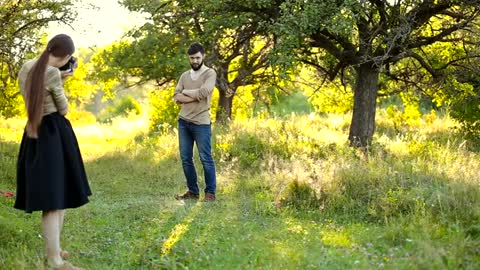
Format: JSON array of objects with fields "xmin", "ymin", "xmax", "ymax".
[{"xmin": 1, "ymin": 112, "xmax": 479, "ymax": 269}]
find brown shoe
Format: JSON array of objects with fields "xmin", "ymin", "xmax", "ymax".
[
  {"xmin": 175, "ymin": 191, "xmax": 199, "ymax": 200},
  {"xmin": 203, "ymin": 192, "xmax": 216, "ymax": 202}
]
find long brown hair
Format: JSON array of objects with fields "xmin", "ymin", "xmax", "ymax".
[{"xmin": 25, "ymin": 34, "xmax": 75, "ymax": 138}]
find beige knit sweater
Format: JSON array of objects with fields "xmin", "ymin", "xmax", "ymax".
[
  {"xmin": 174, "ymin": 66, "xmax": 217, "ymax": 125},
  {"xmin": 17, "ymin": 59, "xmax": 68, "ymax": 116}
]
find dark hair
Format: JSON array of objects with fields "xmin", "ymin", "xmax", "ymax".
[
  {"xmin": 25, "ymin": 34, "xmax": 75, "ymax": 138},
  {"xmin": 187, "ymin": 42, "xmax": 205, "ymax": 55}
]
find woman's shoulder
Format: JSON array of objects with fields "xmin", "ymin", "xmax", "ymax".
[
  {"xmin": 18, "ymin": 59, "xmax": 36, "ymax": 80},
  {"xmin": 46, "ymin": 64, "xmax": 61, "ymax": 77},
  {"xmin": 19, "ymin": 59, "xmax": 36, "ymax": 72},
  {"xmin": 23, "ymin": 58, "xmax": 37, "ymax": 66}
]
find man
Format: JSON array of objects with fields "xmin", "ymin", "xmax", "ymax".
[{"xmin": 173, "ymin": 42, "xmax": 217, "ymax": 202}]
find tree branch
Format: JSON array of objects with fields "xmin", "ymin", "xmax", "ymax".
[
  {"xmin": 405, "ymin": 50, "xmax": 439, "ymax": 77},
  {"xmin": 408, "ymin": 16, "xmax": 478, "ymax": 49}
]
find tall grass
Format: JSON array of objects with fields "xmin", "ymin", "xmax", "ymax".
[{"xmin": 1, "ymin": 111, "xmax": 479, "ymax": 269}]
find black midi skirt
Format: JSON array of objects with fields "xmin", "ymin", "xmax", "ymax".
[{"xmin": 14, "ymin": 112, "xmax": 92, "ymax": 213}]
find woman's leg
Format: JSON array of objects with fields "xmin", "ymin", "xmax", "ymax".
[
  {"xmin": 42, "ymin": 210, "xmax": 63, "ymax": 267},
  {"xmin": 57, "ymin": 209, "xmax": 69, "ymax": 258},
  {"xmin": 58, "ymin": 210, "xmax": 65, "ymax": 234}
]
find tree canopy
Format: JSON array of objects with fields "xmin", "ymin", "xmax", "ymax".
[
  {"xmin": 1, "ymin": 0, "xmax": 479, "ymax": 144},
  {"xmin": 0, "ymin": 0, "xmax": 77, "ymax": 117},
  {"xmin": 243, "ymin": 0, "xmax": 480, "ymax": 146}
]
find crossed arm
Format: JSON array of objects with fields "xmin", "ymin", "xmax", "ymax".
[
  {"xmin": 173, "ymin": 69, "xmax": 217, "ymax": 104},
  {"xmin": 174, "ymin": 93, "xmax": 197, "ymax": 104}
]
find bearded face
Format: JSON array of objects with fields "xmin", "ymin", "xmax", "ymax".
[
  {"xmin": 190, "ymin": 61, "xmax": 203, "ymax": 71},
  {"xmin": 189, "ymin": 52, "xmax": 204, "ymax": 71}
]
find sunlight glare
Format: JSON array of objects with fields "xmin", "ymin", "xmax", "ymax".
[
  {"xmin": 47, "ymin": 0, "xmax": 148, "ymax": 48},
  {"xmin": 161, "ymin": 204, "xmax": 202, "ymax": 256}
]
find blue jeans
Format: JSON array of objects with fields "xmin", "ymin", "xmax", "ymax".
[{"xmin": 178, "ymin": 119, "xmax": 216, "ymax": 194}]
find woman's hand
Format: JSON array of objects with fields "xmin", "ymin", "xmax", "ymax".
[{"xmin": 60, "ymin": 70, "xmax": 74, "ymax": 79}]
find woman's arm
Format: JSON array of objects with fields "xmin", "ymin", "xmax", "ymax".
[{"xmin": 47, "ymin": 68, "xmax": 69, "ymax": 115}]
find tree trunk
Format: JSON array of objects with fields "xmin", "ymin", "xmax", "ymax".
[
  {"xmin": 215, "ymin": 84, "xmax": 233, "ymax": 124},
  {"xmin": 348, "ymin": 63, "xmax": 380, "ymax": 147}
]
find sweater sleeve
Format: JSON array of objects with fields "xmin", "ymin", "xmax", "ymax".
[
  {"xmin": 181, "ymin": 69, "xmax": 216, "ymax": 101},
  {"xmin": 46, "ymin": 68, "xmax": 68, "ymax": 115},
  {"xmin": 174, "ymin": 73, "xmax": 184, "ymax": 96},
  {"xmin": 173, "ymin": 73, "xmax": 185, "ymax": 104}
]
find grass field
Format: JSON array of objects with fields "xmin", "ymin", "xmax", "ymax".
[{"xmin": 1, "ymin": 112, "xmax": 479, "ymax": 269}]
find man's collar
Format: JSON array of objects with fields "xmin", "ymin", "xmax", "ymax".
[{"xmin": 191, "ymin": 65, "xmax": 208, "ymax": 73}]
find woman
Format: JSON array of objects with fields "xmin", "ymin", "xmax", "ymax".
[{"xmin": 14, "ymin": 34, "xmax": 91, "ymax": 270}]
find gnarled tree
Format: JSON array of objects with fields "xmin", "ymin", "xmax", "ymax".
[
  {"xmin": 233, "ymin": 0, "xmax": 480, "ymax": 146},
  {"xmin": 95, "ymin": 0, "xmax": 278, "ymax": 123}
]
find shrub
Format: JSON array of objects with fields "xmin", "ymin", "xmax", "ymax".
[
  {"xmin": 230, "ymin": 132, "xmax": 267, "ymax": 169},
  {"xmin": 0, "ymin": 79, "xmax": 24, "ymax": 118},
  {"xmin": 279, "ymin": 180, "xmax": 320, "ymax": 210},
  {"xmin": 97, "ymin": 96, "xmax": 142, "ymax": 123},
  {"xmin": 67, "ymin": 109, "xmax": 97, "ymax": 125},
  {"xmin": 269, "ymin": 92, "xmax": 313, "ymax": 117},
  {"xmin": 148, "ymin": 87, "xmax": 179, "ymax": 133},
  {"xmin": 308, "ymin": 83, "xmax": 354, "ymax": 114},
  {"xmin": 450, "ymin": 92, "xmax": 480, "ymax": 138}
]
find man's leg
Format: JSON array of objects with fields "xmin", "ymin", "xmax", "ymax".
[
  {"xmin": 193, "ymin": 123, "xmax": 216, "ymax": 195},
  {"xmin": 178, "ymin": 119, "xmax": 199, "ymax": 194}
]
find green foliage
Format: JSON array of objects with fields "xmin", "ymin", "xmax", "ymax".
[
  {"xmin": 450, "ymin": 92, "xmax": 480, "ymax": 137},
  {"xmin": 272, "ymin": 0, "xmax": 355, "ymax": 69},
  {"xmin": 63, "ymin": 49, "xmax": 98, "ymax": 109},
  {"xmin": 385, "ymin": 103, "xmax": 422, "ymax": 133},
  {"xmin": 307, "ymin": 83, "xmax": 354, "ymax": 114},
  {"xmin": 252, "ymin": 87, "xmax": 314, "ymax": 117},
  {"xmin": 1, "ymin": 112, "xmax": 480, "ymax": 269},
  {"xmin": 265, "ymin": 0, "xmax": 480, "ymax": 146},
  {"xmin": 269, "ymin": 92, "xmax": 314, "ymax": 117},
  {"xmin": 89, "ymin": 32, "xmax": 188, "ymax": 96},
  {"xmin": 381, "ymin": 20, "xmax": 480, "ymax": 139},
  {"xmin": 0, "ymin": 140, "xmax": 17, "ymax": 187},
  {"xmin": 280, "ymin": 180, "xmax": 320, "ymax": 210},
  {"xmin": 66, "ymin": 109, "xmax": 97, "ymax": 125},
  {"xmin": 445, "ymin": 70, "xmax": 480, "ymax": 138},
  {"xmin": 0, "ymin": 0, "xmax": 76, "ymax": 117},
  {"xmin": 228, "ymin": 132, "xmax": 266, "ymax": 169},
  {"xmin": 0, "ymin": 78, "xmax": 23, "ymax": 118},
  {"xmin": 111, "ymin": 0, "xmax": 280, "ymax": 122},
  {"xmin": 97, "ymin": 96, "xmax": 142, "ymax": 123},
  {"xmin": 148, "ymin": 87, "xmax": 179, "ymax": 132},
  {"xmin": 212, "ymin": 112, "xmax": 480, "ymax": 231}
]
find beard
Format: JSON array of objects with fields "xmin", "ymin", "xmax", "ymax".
[{"xmin": 190, "ymin": 61, "xmax": 203, "ymax": 71}]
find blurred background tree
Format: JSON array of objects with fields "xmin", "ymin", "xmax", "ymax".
[{"xmin": 0, "ymin": 0, "xmax": 77, "ymax": 117}]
